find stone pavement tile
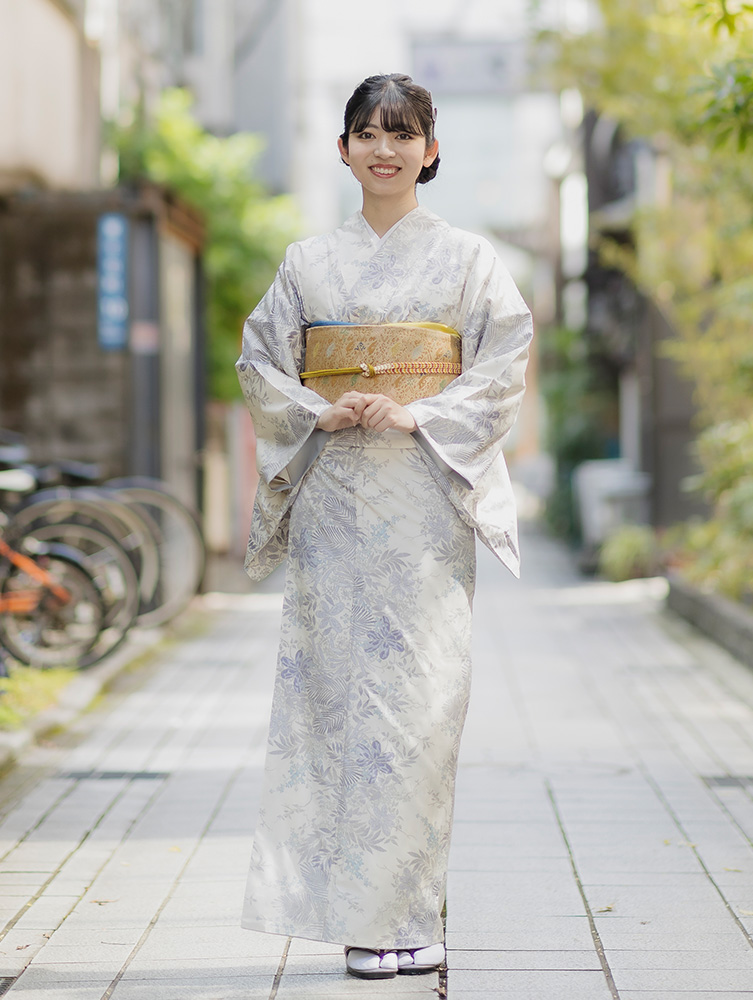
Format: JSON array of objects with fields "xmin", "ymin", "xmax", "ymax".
[
  {"xmin": 445, "ymin": 918, "xmax": 594, "ymax": 951},
  {"xmin": 283, "ymin": 952, "xmax": 350, "ymax": 975},
  {"xmin": 39, "ymin": 924, "xmax": 145, "ymax": 950},
  {"xmin": 448, "ymin": 847, "xmax": 574, "ymax": 873},
  {"xmin": 178, "ymin": 839, "xmax": 249, "ymax": 876},
  {"xmin": 450, "ymin": 821, "xmax": 566, "ymax": 856},
  {"xmin": 0, "ymin": 873, "xmax": 49, "ymax": 889},
  {"xmin": 448, "ymin": 949, "xmax": 601, "ymax": 971},
  {"xmin": 154, "ymin": 894, "xmax": 243, "ymax": 928},
  {"xmin": 274, "ymin": 972, "xmax": 437, "ymax": 996},
  {"xmin": 10, "ymin": 964, "xmax": 116, "ymax": 986},
  {"xmin": 286, "ymin": 937, "xmax": 342, "ymax": 957},
  {"xmin": 448, "ymin": 873, "xmax": 585, "ymax": 922},
  {"xmin": 121, "ymin": 956, "xmax": 279, "ymax": 979},
  {"xmin": 9, "ymin": 894, "xmax": 80, "ymax": 930},
  {"xmin": 6, "ymin": 984, "xmax": 109, "ymax": 1000},
  {"xmin": 35, "ymin": 878, "xmax": 92, "ymax": 897},
  {"xmin": 109, "ymin": 978, "xmax": 272, "ymax": 999},
  {"xmin": 136, "ymin": 924, "xmax": 282, "ymax": 962},
  {"xmin": 594, "ymin": 926, "xmax": 744, "ymax": 952},
  {"xmin": 447, "ymin": 969, "xmax": 613, "ymax": 997},
  {"xmin": 618, "ymin": 994, "xmax": 753, "ymax": 1000},
  {"xmin": 167, "ymin": 877, "xmax": 243, "ymax": 905},
  {"xmin": 0, "ymin": 929, "xmax": 51, "ymax": 974},
  {"xmin": 449, "ymin": 820, "xmax": 567, "ymax": 852},
  {"xmin": 572, "ymin": 845, "xmax": 703, "ymax": 875},
  {"xmin": 613, "ymin": 969, "xmax": 753, "ymax": 991},
  {"xmin": 583, "ymin": 883, "xmax": 731, "ymax": 918},
  {"xmin": 594, "ymin": 914, "xmax": 742, "ymax": 940},
  {"xmin": 30, "ymin": 942, "xmax": 134, "ymax": 965},
  {"xmin": 606, "ymin": 949, "xmax": 753, "ymax": 971},
  {"xmin": 580, "ymin": 872, "xmax": 714, "ymax": 887}
]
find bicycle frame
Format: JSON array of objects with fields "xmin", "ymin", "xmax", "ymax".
[{"xmin": 0, "ymin": 535, "xmax": 72, "ymax": 612}]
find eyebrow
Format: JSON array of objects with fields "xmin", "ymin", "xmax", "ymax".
[{"xmin": 352, "ymin": 122, "xmax": 417, "ymax": 134}]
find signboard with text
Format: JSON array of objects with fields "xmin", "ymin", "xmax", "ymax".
[{"xmin": 97, "ymin": 213, "xmax": 129, "ymax": 350}]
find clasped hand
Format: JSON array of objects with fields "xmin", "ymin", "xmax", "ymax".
[{"xmin": 316, "ymin": 391, "xmax": 417, "ymax": 434}]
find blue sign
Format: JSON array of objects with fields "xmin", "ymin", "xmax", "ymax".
[{"xmin": 97, "ymin": 213, "xmax": 129, "ymax": 350}]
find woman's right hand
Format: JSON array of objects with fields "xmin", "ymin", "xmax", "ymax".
[{"xmin": 316, "ymin": 392, "xmax": 367, "ymax": 431}]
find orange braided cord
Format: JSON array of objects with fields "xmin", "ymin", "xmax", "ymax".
[{"xmin": 366, "ymin": 361, "xmax": 462, "ymax": 377}]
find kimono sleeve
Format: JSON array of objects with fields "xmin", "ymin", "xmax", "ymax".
[
  {"xmin": 235, "ymin": 250, "xmax": 330, "ymax": 492},
  {"xmin": 405, "ymin": 245, "xmax": 532, "ymax": 490}
]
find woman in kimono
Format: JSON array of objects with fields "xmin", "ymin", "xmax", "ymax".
[{"xmin": 236, "ymin": 73, "xmax": 532, "ymax": 980}]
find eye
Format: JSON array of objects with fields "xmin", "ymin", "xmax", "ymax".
[
  {"xmin": 397, "ymin": 133, "xmax": 415, "ymax": 140},
  {"xmin": 356, "ymin": 131, "xmax": 374, "ymax": 140}
]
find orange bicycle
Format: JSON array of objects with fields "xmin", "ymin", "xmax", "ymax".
[{"xmin": 0, "ymin": 532, "xmax": 105, "ymax": 668}]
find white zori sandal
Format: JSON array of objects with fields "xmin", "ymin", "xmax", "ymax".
[
  {"xmin": 344, "ymin": 947, "xmax": 398, "ymax": 979},
  {"xmin": 397, "ymin": 942, "xmax": 446, "ymax": 974}
]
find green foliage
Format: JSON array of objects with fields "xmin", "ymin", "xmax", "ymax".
[
  {"xmin": 692, "ymin": 0, "xmax": 753, "ymax": 37},
  {"xmin": 539, "ymin": 327, "xmax": 616, "ymax": 539},
  {"xmin": 698, "ymin": 58, "xmax": 753, "ymax": 150},
  {"xmin": 672, "ymin": 419, "xmax": 753, "ymax": 602},
  {"xmin": 598, "ymin": 524, "xmax": 662, "ymax": 582},
  {"xmin": 111, "ymin": 89, "xmax": 300, "ymax": 400},
  {"xmin": 547, "ymin": 0, "xmax": 753, "ymax": 598}
]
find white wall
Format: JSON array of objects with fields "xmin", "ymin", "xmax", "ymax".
[{"xmin": 0, "ymin": 0, "xmax": 99, "ymax": 191}]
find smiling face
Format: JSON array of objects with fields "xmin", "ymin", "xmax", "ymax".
[{"xmin": 337, "ymin": 117, "xmax": 439, "ymax": 202}]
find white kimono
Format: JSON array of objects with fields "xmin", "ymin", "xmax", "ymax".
[{"xmin": 237, "ymin": 206, "xmax": 532, "ymax": 949}]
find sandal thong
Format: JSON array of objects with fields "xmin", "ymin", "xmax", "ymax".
[
  {"xmin": 345, "ymin": 947, "xmax": 398, "ymax": 980},
  {"xmin": 397, "ymin": 942, "xmax": 445, "ymax": 975}
]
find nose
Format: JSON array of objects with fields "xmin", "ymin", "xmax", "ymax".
[{"xmin": 374, "ymin": 135, "xmax": 396, "ymax": 158}]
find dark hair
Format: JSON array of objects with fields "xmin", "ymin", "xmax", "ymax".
[{"xmin": 340, "ymin": 74, "xmax": 440, "ymax": 184}]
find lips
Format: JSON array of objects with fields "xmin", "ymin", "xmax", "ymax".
[{"xmin": 369, "ymin": 165, "xmax": 400, "ymax": 177}]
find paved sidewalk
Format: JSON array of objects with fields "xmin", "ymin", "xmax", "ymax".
[{"xmin": 2, "ymin": 526, "xmax": 753, "ymax": 998}]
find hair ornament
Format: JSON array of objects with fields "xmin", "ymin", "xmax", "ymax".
[{"xmin": 432, "ymin": 106, "xmax": 438, "ymax": 123}]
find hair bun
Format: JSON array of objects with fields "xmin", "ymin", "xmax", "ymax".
[{"xmin": 418, "ymin": 153, "xmax": 440, "ymax": 185}]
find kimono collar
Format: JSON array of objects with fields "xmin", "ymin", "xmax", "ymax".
[{"xmin": 356, "ymin": 205, "xmax": 433, "ymax": 245}]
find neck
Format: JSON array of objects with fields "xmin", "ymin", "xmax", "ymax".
[{"xmin": 361, "ymin": 190, "xmax": 419, "ymax": 238}]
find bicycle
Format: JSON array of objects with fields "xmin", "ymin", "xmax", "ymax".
[
  {"xmin": 0, "ymin": 531, "xmax": 105, "ymax": 669},
  {"xmin": 1, "ymin": 432, "xmax": 206, "ymax": 631}
]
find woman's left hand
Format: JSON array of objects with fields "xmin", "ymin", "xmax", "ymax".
[{"xmin": 356, "ymin": 394, "xmax": 417, "ymax": 433}]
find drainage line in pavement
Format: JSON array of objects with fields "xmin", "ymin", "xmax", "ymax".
[
  {"xmin": 638, "ymin": 762, "xmax": 753, "ymax": 951},
  {"xmin": 268, "ymin": 937, "xmax": 291, "ymax": 1000},
  {"xmin": 0, "ymin": 708, "xmax": 187, "ymax": 949},
  {"xmin": 99, "ymin": 758, "xmax": 250, "ymax": 1000},
  {"xmin": 0, "ymin": 773, "xmax": 150, "ymax": 945},
  {"xmin": 544, "ymin": 780, "xmax": 620, "ymax": 1000}
]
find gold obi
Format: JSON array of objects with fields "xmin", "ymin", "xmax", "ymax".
[{"xmin": 300, "ymin": 323, "xmax": 462, "ymax": 406}]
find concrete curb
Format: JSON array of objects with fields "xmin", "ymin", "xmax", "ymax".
[
  {"xmin": 0, "ymin": 627, "xmax": 166, "ymax": 774},
  {"xmin": 666, "ymin": 573, "xmax": 753, "ymax": 669}
]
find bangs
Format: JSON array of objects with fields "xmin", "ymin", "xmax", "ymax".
[{"xmin": 349, "ymin": 86, "xmax": 427, "ymax": 138}]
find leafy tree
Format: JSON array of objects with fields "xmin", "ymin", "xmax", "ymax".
[
  {"xmin": 112, "ymin": 89, "xmax": 300, "ymax": 400},
  {"xmin": 544, "ymin": 0, "xmax": 753, "ymax": 597}
]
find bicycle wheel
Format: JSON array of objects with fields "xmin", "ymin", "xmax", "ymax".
[
  {"xmin": 10, "ymin": 488, "xmax": 161, "ymax": 615},
  {"xmin": 0, "ymin": 547, "xmax": 105, "ymax": 669},
  {"xmin": 104, "ymin": 478, "xmax": 206, "ymax": 627},
  {"xmin": 17, "ymin": 522, "xmax": 140, "ymax": 666}
]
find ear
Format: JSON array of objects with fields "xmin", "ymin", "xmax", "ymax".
[
  {"xmin": 424, "ymin": 139, "xmax": 439, "ymax": 167},
  {"xmin": 337, "ymin": 137, "xmax": 349, "ymax": 165}
]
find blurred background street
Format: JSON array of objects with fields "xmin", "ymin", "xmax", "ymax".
[{"xmin": 2, "ymin": 0, "xmax": 753, "ymax": 996}]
